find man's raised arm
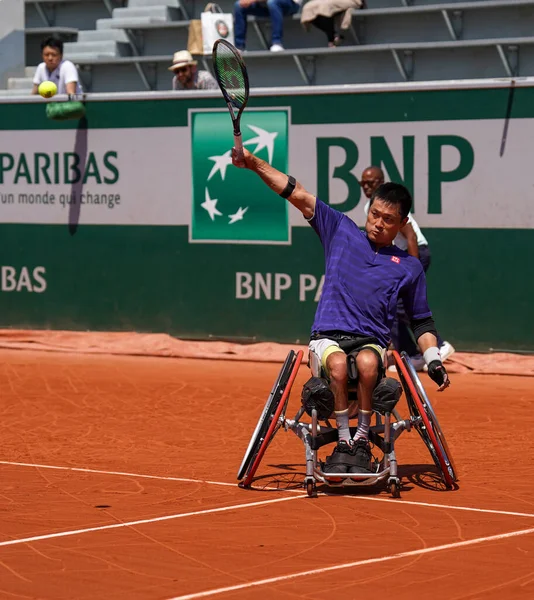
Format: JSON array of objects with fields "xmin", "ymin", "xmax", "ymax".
[{"xmin": 232, "ymin": 148, "xmax": 316, "ymax": 219}]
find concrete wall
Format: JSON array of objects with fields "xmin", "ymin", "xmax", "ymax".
[{"xmin": 0, "ymin": 0, "xmax": 25, "ymax": 88}]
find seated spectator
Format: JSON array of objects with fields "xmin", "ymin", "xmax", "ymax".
[
  {"xmin": 31, "ymin": 37, "xmax": 82, "ymax": 96},
  {"xmin": 169, "ymin": 51, "xmax": 218, "ymax": 90},
  {"xmin": 301, "ymin": 0, "xmax": 363, "ymax": 47},
  {"xmin": 234, "ymin": 0, "xmax": 301, "ymax": 52}
]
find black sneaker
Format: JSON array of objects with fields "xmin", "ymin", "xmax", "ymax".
[
  {"xmin": 347, "ymin": 438, "xmax": 372, "ymax": 474},
  {"xmin": 324, "ymin": 440, "xmax": 356, "ymax": 474}
]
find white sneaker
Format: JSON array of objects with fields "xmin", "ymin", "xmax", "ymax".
[
  {"xmin": 270, "ymin": 44, "xmax": 284, "ymax": 52},
  {"xmin": 387, "ymin": 365, "xmax": 397, "ymax": 373},
  {"xmin": 439, "ymin": 341, "xmax": 456, "ymax": 362}
]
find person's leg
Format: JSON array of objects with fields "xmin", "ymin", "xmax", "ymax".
[
  {"xmin": 310, "ymin": 15, "xmax": 336, "ymax": 44},
  {"xmin": 267, "ymin": 0, "xmax": 299, "ymax": 47},
  {"xmin": 318, "ymin": 342, "xmax": 358, "ymax": 476},
  {"xmin": 309, "ymin": 339, "xmax": 350, "ymax": 443},
  {"xmin": 349, "ymin": 347, "xmax": 384, "ymax": 473},
  {"xmin": 325, "ymin": 350, "xmax": 351, "ymax": 443},
  {"xmin": 353, "ymin": 349, "xmax": 379, "ymax": 440},
  {"xmin": 234, "ymin": 1, "xmax": 270, "ymax": 49},
  {"xmin": 233, "ymin": 1, "xmax": 248, "ymax": 50}
]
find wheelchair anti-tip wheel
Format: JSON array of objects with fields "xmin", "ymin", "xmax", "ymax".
[
  {"xmin": 393, "ymin": 350, "xmax": 458, "ymax": 489},
  {"xmin": 237, "ymin": 349, "xmax": 303, "ymax": 487}
]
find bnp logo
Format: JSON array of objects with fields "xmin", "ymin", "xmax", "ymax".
[{"xmin": 190, "ymin": 109, "xmax": 290, "ymax": 244}]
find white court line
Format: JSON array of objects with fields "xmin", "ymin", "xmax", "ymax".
[
  {"xmin": 0, "ymin": 459, "xmax": 305, "ymax": 495},
  {"xmin": 347, "ymin": 495, "xmax": 534, "ymax": 519},
  {"xmin": 0, "ymin": 495, "xmax": 302, "ymax": 548},
  {"xmin": 167, "ymin": 525, "xmax": 534, "ymax": 600},
  {"xmin": 0, "ymin": 460, "xmax": 237, "ymax": 489},
  {"xmin": 2, "ymin": 459, "xmax": 534, "ymax": 519}
]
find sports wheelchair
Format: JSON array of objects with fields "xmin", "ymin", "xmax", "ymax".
[{"xmin": 237, "ymin": 349, "xmax": 457, "ymax": 498}]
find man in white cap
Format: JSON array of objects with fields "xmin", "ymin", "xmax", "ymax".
[{"xmin": 169, "ymin": 50, "xmax": 218, "ymax": 90}]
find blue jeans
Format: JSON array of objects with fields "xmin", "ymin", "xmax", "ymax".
[{"xmin": 234, "ymin": 0, "xmax": 300, "ymax": 48}]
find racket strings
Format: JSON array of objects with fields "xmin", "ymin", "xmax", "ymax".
[{"xmin": 214, "ymin": 46, "xmax": 247, "ymax": 108}]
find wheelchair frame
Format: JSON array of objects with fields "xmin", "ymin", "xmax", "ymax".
[{"xmin": 237, "ymin": 349, "xmax": 457, "ymax": 498}]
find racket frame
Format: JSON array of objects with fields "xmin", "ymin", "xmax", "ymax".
[{"xmin": 212, "ymin": 39, "xmax": 250, "ymax": 161}]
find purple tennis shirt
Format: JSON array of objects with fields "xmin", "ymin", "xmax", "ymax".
[{"xmin": 308, "ymin": 199, "xmax": 432, "ymax": 347}]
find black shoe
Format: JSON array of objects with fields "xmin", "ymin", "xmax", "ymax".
[
  {"xmin": 324, "ymin": 440, "xmax": 356, "ymax": 474},
  {"xmin": 347, "ymin": 438, "xmax": 372, "ymax": 474}
]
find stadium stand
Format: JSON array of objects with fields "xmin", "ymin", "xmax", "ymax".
[{"xmin": 1, "ymin": 0, "xmax": 533, "ymax": 93}]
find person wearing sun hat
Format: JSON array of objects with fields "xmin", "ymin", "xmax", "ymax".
[{"xmin": 169, "ymin": 50, "xmax": 218, "ymax": 90}]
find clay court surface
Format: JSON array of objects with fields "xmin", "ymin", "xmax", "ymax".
[{"xmin": 1, "ymin": 348, "xmax": 534, "ymax": 599}]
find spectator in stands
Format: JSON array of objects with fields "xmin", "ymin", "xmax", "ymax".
[
  {"xmin": 234, "ymin": 0, "xmax": 301, "ymax": 52},
  {"xmin": 169, "ymin": 51, "xmax": 218, "ymax": 90},
  {"xmin": 31, "ymin": 37, "xmax": 82, "ymax": 96},
  {"xmin": 301, "ymin": 0, "xmax": 363, "ymax": 47},
  {"xmin": 360, "ymin": 166, "xmax": 456, "ymax": 371}
]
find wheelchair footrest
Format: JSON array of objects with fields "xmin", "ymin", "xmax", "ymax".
[{"xmin": 310, "ymin": 428, "xmax": 338, "ymax": 450}]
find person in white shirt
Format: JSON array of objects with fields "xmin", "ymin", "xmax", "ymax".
[
  {"xmin": 360, "ymin": 166, "xmax": 455, "ymax": 370},
  {"xmin": 31, "ymin": 37, "xmax": 82, "ymax": 96}
]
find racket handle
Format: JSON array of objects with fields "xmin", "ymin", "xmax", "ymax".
[{"xmin": 234, "ymin": 133, "xmax": 244, "ymax": 162}]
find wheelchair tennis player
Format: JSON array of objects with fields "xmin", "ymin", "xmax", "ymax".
[{"xmin": 232, "ymin": 148, "xmax": 450, "ymax": 476}]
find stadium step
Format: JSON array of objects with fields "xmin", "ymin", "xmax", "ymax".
[
  {"xmin": 25, "ymin": 67, "xmax": 37, "ymax": 78},
  {"xmin": 111, "ymin": 6, "xmax": 181, "ymax": 21},
  {"xmin": 77, "ymin": 29, "xmax": 130, "ymax": 43},
  {"xmin": 96, "ymin": 16, "xmax": 167, "ymax": 30},
  {"xmin": 63, "ymin": 51, "xmax": 119, "ymax": 63},
  {"xmin": 127, "ymin": 0, "xmax": 183, "ymax": 7},
  {"xmin": 0, "ymin": 89, "xmax": 34, "ymax": 97},
  {"xmin": 7, "ymin": 77, "xmax": 34, "ymax": 90},
  {"xmin": 64, "ymin": 40, "xmax": 132, "ymax": 58}
]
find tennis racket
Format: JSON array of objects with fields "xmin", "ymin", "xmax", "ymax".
[{"xmin": 212, "ymin": 39, "xmax": 250, "ymax": 162}]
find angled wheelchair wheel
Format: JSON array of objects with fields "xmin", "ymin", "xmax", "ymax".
[
  {"xmin": 238, "ymin": 349, "xmax": 303, "ymax": 487},
  {"xmin": 393, "ymin": 350, "xmax": 457, "ymax": 489}
]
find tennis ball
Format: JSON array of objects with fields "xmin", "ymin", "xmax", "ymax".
[{"xmin": 38, "ymin": 81, "xmax": 58, "ymax": 99}]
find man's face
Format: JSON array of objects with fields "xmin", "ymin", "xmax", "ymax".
[
  {"xmin": 360, "ymin": 169, "xmax": 383, "ymax": 199},
  {"xmin": 42, "ymin": 46, "xmax": 62, "ymax": 72},
  {"xmin": 175, "ymin": 65, "xmax": 194, "ymax": 86},
  {"xmin": 365, "ymin": 198, "xmax": 408, "ymax": 246}
]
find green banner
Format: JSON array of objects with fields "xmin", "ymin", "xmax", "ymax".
[
  {"xmin": 191, "ymin": 110, "xmax": 289, "ymax": 243},
  {"xmin": 1, "ymin": 82, "xmax": 533, "ymax": 351}
]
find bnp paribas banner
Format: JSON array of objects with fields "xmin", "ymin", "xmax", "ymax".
[
  {"xmin": 2, "ymin": 101, "xmax": 534, "ymax": 230},
  {"xmin": 1, "ymin": 85, "xmax": 533, "ymax": 350}
]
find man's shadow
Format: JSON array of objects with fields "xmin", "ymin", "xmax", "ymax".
[{"xmin": 68, "ymin": 115, "xmax": 88, "ymax": 236}]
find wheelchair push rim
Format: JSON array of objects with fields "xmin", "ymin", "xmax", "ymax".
[
  {"xmin": 237, "ymin": 349, "xmax": 303, "ymax": 486},
  {"xmin": 393, "ymin": 350, "xmax": 457, "ymax": 488}
]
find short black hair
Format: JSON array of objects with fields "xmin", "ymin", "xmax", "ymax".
[
  {"xmin": 41, "ymin": 37, "xmax": 64, "ymax": 54},
  {"xmin": 369, "ymin": 182, "xmax": 412, "ymax": 220}
]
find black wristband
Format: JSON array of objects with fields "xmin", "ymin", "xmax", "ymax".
[{"xmin": 280, "ymin": 175, "xmax": 296, "ymax": 199}]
